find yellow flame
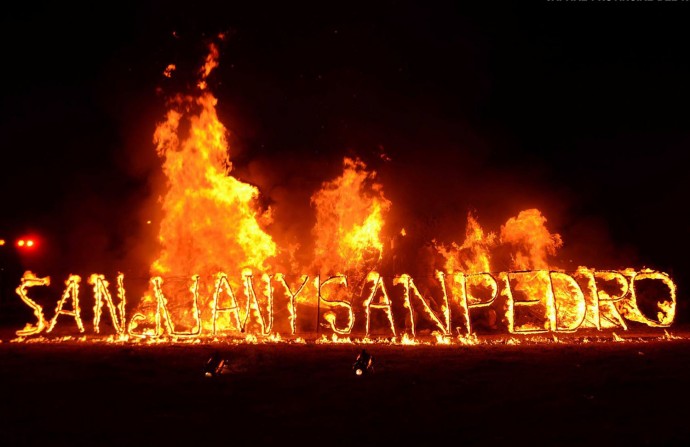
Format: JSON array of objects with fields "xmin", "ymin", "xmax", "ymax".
[
  {"xmin": 437, "ymin": 212, "xmax": 496, "ymax": 274},
  {"xmin": 15, "ymin": 271, "xmax": 50, "ymax": 336},
  {"xmin": 145, "ymin": 38, "xmax": 277, "ymax": 327},
  {"xmin": 88, "ymin": 273, "xmax": 126, "ymax": 335},
  {"xmin": 500, "ymin": 209, "xmax": 563, "ymax": 270},
  {"xmin": 47, "ymin": 275, "xmax": 84, "ymax": 334},
  {"xmin": 310, "ymin": 157, "xmax": 391, "ymax": 276}
]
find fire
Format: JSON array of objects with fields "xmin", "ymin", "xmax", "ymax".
[
  {"xmin": 5, "ymin": 37, "xmax": 681, "ymax": 345},
  {"xmin": 15, "ymin": 271, "xmax": 50, "ymax": 336},
  {"xmin": 436, "ymin": 208, "xmax": 562, "ymax": 274},
  {"xmin": 616, "ymin": 268, "xmax": 677, "ymax": 328},
  {"xmin": 310, "ymin": 156, "xmax": 391, "ymax": 276},
  {"xmin": 394, "ymin": 272, "xmax": 450, "ymax": 338},
  {"xmin": 152, "ymin": 73, "xmax": 277, "ymax": 277},
  {"xmin": 500, "ymin": 208, "xmax": 563, "ymax": 270},
  {"xmin": 47, "ymin": 275, "xmax": 84, "ymax": 334},
  {"xmin": 8, "ymin": 264, "xmax": 679, "ymax": 342},
  {"xmin": 88, "ymin": 274, "xmax": 126, "ymax": 335},
  {"xmin": 133, "ymin": 39, "xmax": 676, "ymax": 343},
  {"xmin": 138, "ymin": 39, "xmax": 277, "ymax": 332},
  {"xmin": 436, "ymin": 212, "xmax": 496, "ymax": 274}
]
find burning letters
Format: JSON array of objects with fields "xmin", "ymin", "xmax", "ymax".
[{"xmin": 13, "ymin": 267, "xmax": 676, "ymax": 341}]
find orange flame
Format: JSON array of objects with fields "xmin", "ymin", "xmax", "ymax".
[
  {"xmin": 437, "ymin": 212, "xmax": 496, "ymax": 274},
  {"xmin": 151, "ymin": 41, "xmax": 276, "ymax": 279},
  {"xmin": 15, "ymin": 271, "xmax": 50, "ymax": 336},
  {"xmin": 310, "ymin": 157, "xmax": 391, "ymax": 276},
  {"xmin": 134, "ymin": 38, "xmax": 278, "ymax": 333},
  {"xmin": 500, "ymin": 208, "xmax": 563, "ymax": 270}
]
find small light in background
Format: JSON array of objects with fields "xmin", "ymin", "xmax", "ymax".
[
  {"xmin": 0, "ymin": 239, "xmax": 5, "ymax": 246},
  {"xmin": 16, "ymin": 235, "xmax": 40, "ymax": 251}
]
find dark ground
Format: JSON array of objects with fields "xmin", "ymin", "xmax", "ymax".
[{"xmin": 2, "ymin": 327, "xmax": 690, "ymax": 446}]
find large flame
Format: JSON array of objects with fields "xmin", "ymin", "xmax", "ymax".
[
  {"xmin": 152, "ymin": 42, "xmax": 276, "ymax": 279},
  {"xmin": 310, "ymin": 156, "xmax": 391, "ymax": 276},
  {"xmin": 436, "ymin": 212, "xmax": 496, "ymax": 274},
  {"xmin": 500, "ymin": 208, "xmax": 563, "ymax": 270},
  {"xmin": 131, "ymin": 39, "xmax": 277, "ymax": 334},
  {"xmin": 437, "ymin": 208, "xmax": 562, "ymax": 274}
]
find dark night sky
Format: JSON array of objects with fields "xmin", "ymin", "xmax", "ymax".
[{"xmin": 1, "ymin": 1, "xmax": 689, "ymax": 317}]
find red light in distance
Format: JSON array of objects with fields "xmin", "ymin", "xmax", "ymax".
[{"xmin": 16, "ymin": 237, "xmax": 38, "ymax": 250}]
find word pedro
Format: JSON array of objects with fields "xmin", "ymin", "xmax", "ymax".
[{"xmin": 14, "ymin": 268, "xmax": 676, "ymax": 339}]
